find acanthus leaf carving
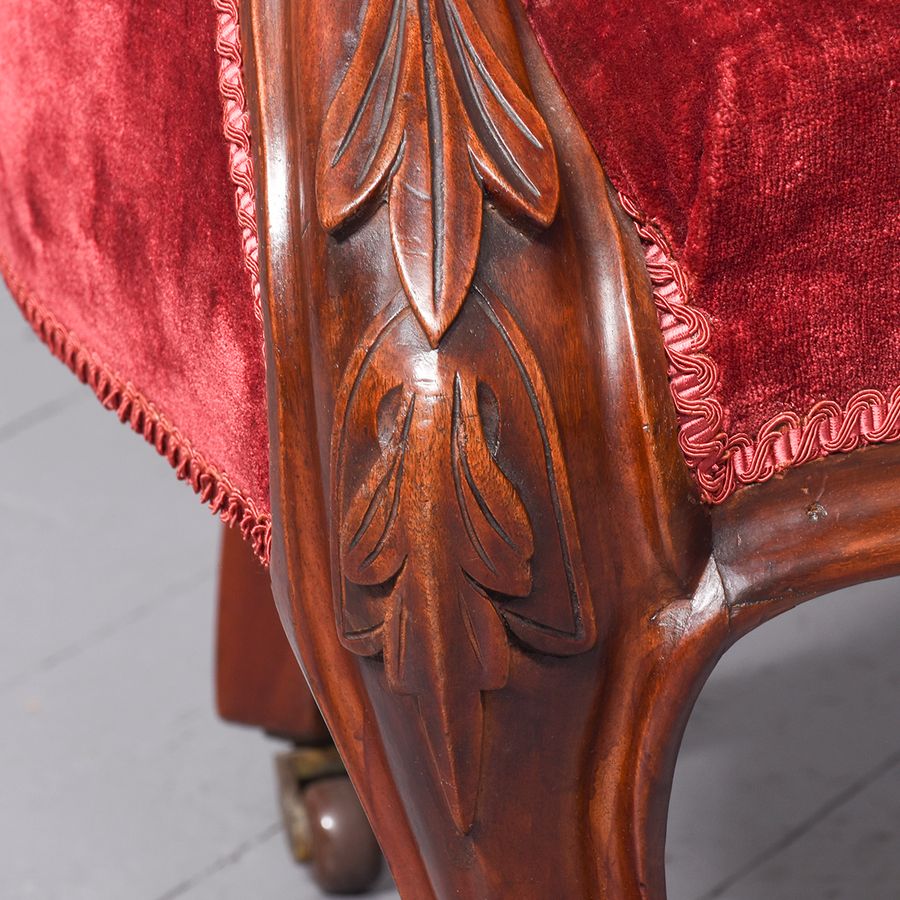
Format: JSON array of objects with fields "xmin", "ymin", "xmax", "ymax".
[
  {"xmin": 319, "ymin": 0, "xmax": 588, "ymax": 837},
  {"xmin": 332, "ymin": 292, "xmax": 595, "ymax": 833},
  {"xmin": 316, "ymin": 0, "xmax": 560, "ymax": 345}
]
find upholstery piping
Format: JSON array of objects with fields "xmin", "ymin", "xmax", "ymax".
[
  {"xmin": 2, "ymin": 256, "xmax": 272, "ymax": 563},
  {"xmin": 214, "ymin": 0, "xmax": 263, "ymax": 326},
  {"xmin": 619, "ymin": 192, "xmax": 900, "ymax": 501}
]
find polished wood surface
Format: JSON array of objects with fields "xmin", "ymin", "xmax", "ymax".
[
  {"xmin": 715, "ymin": 442, "xmax": 900, "ymax": 635},
  {"xmin": 216, "ymin": 524, "xmax": 330, "ymax": 743},
  {"xmin": 315, "ymin": 0, "xmax": 559, "ymax": 345},
  {"xmin": 237, "ymin": 0, "xmax": 900, "ymax": 895}
]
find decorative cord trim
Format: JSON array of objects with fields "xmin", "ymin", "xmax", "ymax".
[
  {"xmin": 618, "ymin": 191, "xmax": 900, "ymax": 502},
  {"xmin": 1, "ymin": 258, "xmax": 272, "ymax": 564},
  {"xmin": 212, "ymin": 0, "xmax": 274, "ymax": 564},
  {"xmin": 214, "ymin": 0, "xmax": 262, "ymax": 326}
]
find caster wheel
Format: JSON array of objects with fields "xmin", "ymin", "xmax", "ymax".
[
  {"xmin": 304, "ymin": 777, "xmax": 383, "ymax": 894},
  {"xmin": 275, "ymin": 748, "xmax": 383, "ymax": 895}
]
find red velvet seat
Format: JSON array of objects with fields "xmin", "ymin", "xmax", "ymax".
[
  {"xmin": 1, "ymin": 0, "xmax": 897, "ymax": 561},
  {"xmin": 525, "ymin": 0, "xmax": 900, "ymax": 502}
]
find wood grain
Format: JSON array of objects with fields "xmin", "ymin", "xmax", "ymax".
[
  {"xmin": 240, "ymin": 0, "xmax": 900, "ymax": 895},
  {"xmin": 715, "ymin": 443, "xmax": 900, "ymax": 635}
]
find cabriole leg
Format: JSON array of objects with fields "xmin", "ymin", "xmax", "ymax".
[{"xmin": 243, "ymin": 0, "xmax": 713, "ymax": 894}]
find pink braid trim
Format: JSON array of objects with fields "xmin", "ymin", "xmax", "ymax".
[
  {"xmin": 619, "ymin": 192, "xmax": 900, "ymax": 503},
  {"xmin": 214, "ymin": 0, "xmax": 262, "ymax": 326}
]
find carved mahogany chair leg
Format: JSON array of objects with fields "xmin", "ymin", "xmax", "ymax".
[
  {"xmin": 237, "ymin": 0, "xmax": 900, "ymax": 895},
  {"xmin": 239, "ymin": 0, "xmax": 720, "ymax": 893},
  {"xmin": 586, "ymin": 563, "xmax": 733, "ymax": 896}
]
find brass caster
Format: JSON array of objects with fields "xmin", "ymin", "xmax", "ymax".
[{"xmin": 275, "ymin": 748, "xmax": 383, "ymax": 894}]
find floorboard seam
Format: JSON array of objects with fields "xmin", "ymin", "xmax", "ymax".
[
  {"xmin": 0, "ymin": 566, "xmax": 212, "ymax": 693},
  {"xmin": 152, "ymin": 820, "xmax": 283, "ymax": 900},
  {"xmin": 0, "ymin": 390, "xmax": 81, "ymax": 444}
]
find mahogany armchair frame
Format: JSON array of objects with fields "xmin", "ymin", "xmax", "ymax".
[{"xmin": 224, "ymin": 0, "xmax": 900, "ymax": 895}]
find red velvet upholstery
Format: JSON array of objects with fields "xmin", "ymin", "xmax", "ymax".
[
  {"xmin": 1, "ymin": 0, "xmax": 897, "ymax": 555},
  {"xmin": 524, "ymin": 0, "xmax": 900, "ymax": 498},
  {"xmin": 0, "ymin": 0, "xmax": 270, "ymax": 555}
]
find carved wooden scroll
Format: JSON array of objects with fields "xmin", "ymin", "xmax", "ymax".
[{"xmin": 318, "ymin": 0, "xmax": 589, "ymax": 834}]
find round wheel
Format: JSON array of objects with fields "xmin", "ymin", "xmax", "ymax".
[{"xmin": 303, "ymin": 776, "xmax": 383, "ymax": 894}]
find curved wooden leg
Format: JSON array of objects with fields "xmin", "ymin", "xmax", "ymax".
[
  {"xmin": 216, "ymin": 523, "xmax": 328, "ymax": 742},
  {"xmin": 216, "ymin": 525, "xmax": 385, "ymax": 894},
  {"xmin": 241, "ymin": 0, "xmax": 717, "ymax": 894},
  {"xmin": 587, "ymin": 562, "xmax": 732, "ymax": 897},
  {"xmin": 235, "ymin": 0, "xmax": 900, "ymax": 894}
]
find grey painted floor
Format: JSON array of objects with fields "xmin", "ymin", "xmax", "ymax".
[{"xmin": 1, "ymin": 284, "xmax": 899, "ymax": 899}]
